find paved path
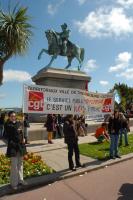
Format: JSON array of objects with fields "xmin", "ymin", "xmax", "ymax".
[
  {"xmin": 2, "ymin": 158, "xmax": 133, "ymax": 200},
  {"xmin": 1, "ymin": 132, "xmax": 133, "ymax": 172},
  {"xmin": 39, "ymin": 148, "xmax": 95, "ymax": 171},
  {"xmin": 0, "ymin": 134, "xmax": 96, "ymax": 171}
]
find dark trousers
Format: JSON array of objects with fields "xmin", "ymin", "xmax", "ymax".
[
  {"xmin": 56, "ymin": 125, "xmax": 62, "ymax": 138},
  {"xmin": 110, "ymin": 134, "xmax": 119, "ymax": 157},
  {"xmin": 67, "ymin": 142, "xmax": 80, "ymax": 169}
]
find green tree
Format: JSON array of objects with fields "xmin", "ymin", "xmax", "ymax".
[
  {"xmin": 111, "ymin": 83, "xmax": 133, "ymax": 111},
  {"xmin": 0, "ymin": 5, "xmax": 32, "ymax": 85}
]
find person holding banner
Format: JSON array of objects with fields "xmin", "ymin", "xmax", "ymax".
[
  {"xmin": 5, "ymin": 111, "xmax": 27, "ymax": 190},
  {"xmin": 108, "ymin": 111, "xmax": 121, "ymax": 159},
  {"xmin": 63, "ymin": 115, "xmax": 84, "ymax": 171}
]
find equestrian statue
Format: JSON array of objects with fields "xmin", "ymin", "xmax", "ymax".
[{"xmin": 38, "ymin": 23, "xmax": 85, "ymax": 71}]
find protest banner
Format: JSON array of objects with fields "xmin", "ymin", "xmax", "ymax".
[
  {"xmin": 85, "ymin": 92, "xmax": 114, "ymax": 120},
  {"xmin": 23, "ymin": 84, "xmax": 114, "ymax": 118}
]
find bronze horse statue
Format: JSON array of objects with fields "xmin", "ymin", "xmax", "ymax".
[{"xmin": 38, "ymin": 30, "xmax": 84, "ymax": 70}]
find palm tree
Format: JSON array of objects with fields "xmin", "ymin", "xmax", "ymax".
[{"xmin": 0, "ymin": 5, "xmax": 32, "ymax": 85}]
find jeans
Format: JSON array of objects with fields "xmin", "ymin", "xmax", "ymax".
[
  {"xmin": 10, "ymin": 153, "xmax": 23, "ymax": 187},
  {"xmin": 0, "ymin": 125, "xmax": 4, "ymax": 138},
  {"xmin": 110, "ymin": 134, "xmax": 119, "ymax": 157},
  {"xmin": 119, "ymin": 128, "xmax": 128, "ymax": 145},
  {"xmin": 24, "ymin": 127, "xmax": 29, "ymax": 142},
  {"xmin": 67, "ymin": 142, "xmax": 80, "ymax": 169}
]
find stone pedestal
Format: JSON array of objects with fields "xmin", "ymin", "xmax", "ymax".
[
  {"xmin": 32, "ymin": 67, "xmax": 91, "ymax": 90},
  {"xmin": 30, "ymin": 67, "xmax": 91, "ymax": 141}
]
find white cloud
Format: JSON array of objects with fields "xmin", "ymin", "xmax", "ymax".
[
  {"xmin": 0, "ymin": 94, "xmax": 6, "ymax": 99},
  {"xmin": 117, "ymin": 51, "xmax": 132, "ymax": 63},
  {"xmin": 109, "ymin": 52, "xmax": 132, "ymax": 72},
  {"xmin": 109, "ymin": 63, "xmax": 126, "ymax": 72},
  {"xmin": 117, "ymin": 0, "xmax": 133, "ymax": 8},
  {"xmin": 83, "ymin": 59, "xmax": 98, "ymax": 73},
  {"xmin": 99, "ymin": 80, "xmax": 109, "ymax": 86},
  {"xmin": 3, "ymin": 69, "xmax": 31, "ymax": 82},
  {"xmin": 116, "ymin": 68, "xmax": 133, "ymax": 79},
  {"xmin": 77, "ymin": 0, "xmax": 87, "ymax": 5},
  {"xmin": 47, "ymin": 0, "xmax": 65, "ymax": 15},
  {"xmin": 75, "ymin": 7, "xmax": 133, "ymax": 38}
]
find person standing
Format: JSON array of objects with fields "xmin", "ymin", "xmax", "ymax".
[
  {"xmin": 23, "ymin": 113, "xmax": 30, "ymax": 144},
  {"xmin": 119, "ymin": 113, "xmax": 129, "ymax": 146},
  {"xmin": 0, "ymin": 113, "xmax": 5, "ymax": 139},
  {"xmin": 56, "ymin": 114, "xmax": 63, "ymax": 138},
  {"xmin": 45, "ymin": 114, "xmax": 54, "ymax": 144},
  {"xmin": 108, "ymin": 111, "xmax": 121, "ymax": 159},
  {"xmin": 63, "ymin": 115, "xmax": 83, "ymax": 171},
  {"xmin": 5, "ymin": 111, "xmax": 27, "ymax": 190}
]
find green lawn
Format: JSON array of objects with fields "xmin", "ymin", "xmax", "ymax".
[{"xmin": 79, "ymin": 133, "xmax": 133, "ymax": 160}]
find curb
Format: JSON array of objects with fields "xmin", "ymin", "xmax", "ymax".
[{"xmin": 0, "ymin": 153, "xmax": 133, "ymax": 198}]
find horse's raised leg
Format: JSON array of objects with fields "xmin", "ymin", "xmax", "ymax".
[
  {"xmin": 38, "ymin": 49, "xmax": 49, "ymax": 60},
  {"xmin": 65, "ymin": 56, "xmax": 73, "ymax": 69}
]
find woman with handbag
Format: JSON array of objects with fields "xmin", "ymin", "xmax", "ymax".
[{"xmin": 5, "ymin": 111, "xmax": 27, "ymax": 190}]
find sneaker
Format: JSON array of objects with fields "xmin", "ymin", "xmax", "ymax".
[
  {"xmin": 11, "ymin": 186, "xmax": 18, "ymax": 190},
  {"xmin": 48, "ymin": 141, "xmax": 53, "ymax": 144},
  {"xmin": 109, "ymin": 156, "xmax": 115, "ymax": 159},
  {"xmin": 69, "ymin": 167, "xmax": 76, "ymax": 171},
  {"xmin": 125, "ymin": 144, "xmax": 129, "ymax": 146},
  {"xmin": 26, "ymin": 142, "xmax": 30, "ymax": 144},
  {"xmin": 19, "ymin": 180, "xmax": 28, "ymax": 186},
  {"xmin": 76, "ymin": 163, "xmax": 85, "ymax": 168},
  {"xmin": 115, "ymin": 155, "xmax": 121, "ymax": 158}
]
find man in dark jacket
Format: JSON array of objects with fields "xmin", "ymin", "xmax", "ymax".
[
  {"xmin": 119, "ymin": 113, "xmax": 129, "ymax": 146},
  {"xmin": 63, "ymin": 115, "xmax": 83, "ymax": 171},
  {"xmin": 5, "ymin": 111, "xmax": 27, "ymax": 190},
  {"xmin": 108, "ymin": 110, "xmax": 121, "ymax": 159}
]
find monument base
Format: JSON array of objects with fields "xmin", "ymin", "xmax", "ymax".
[
  {"xmin": 32, "ymin": 67, "xmax": 91, "ymax": 90},
  {"xmin": 30, "ymin": 67, "xmax": 91, "ymax": 141}
]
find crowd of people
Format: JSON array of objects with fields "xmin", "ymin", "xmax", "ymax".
[
  {"xmin": 95, "ymin": 110, "xmax": 130, "ymax": 159},
  {"xmin": 45, "ymin": 114, "xmax": 87, "ymax": 144},
  {"xmin": 0, "ymin": 110, "xmax": 131, "ymax": 190}
]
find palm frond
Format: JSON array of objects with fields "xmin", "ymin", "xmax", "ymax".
[{"xmin": 0, "ymin": 4, "xmax": 32, "ymax": 59}]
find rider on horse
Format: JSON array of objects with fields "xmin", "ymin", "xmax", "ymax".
[
  {"xmin": 59, "ymin": 23, "xmax": 71, "ymax": 55},
  {"xmin": 53, "ymin": 23, "xmax": 71, "ymax": 55},
  {"xmin": 38, "ymin": 23, "xmax": 84, "ymax": 71}
]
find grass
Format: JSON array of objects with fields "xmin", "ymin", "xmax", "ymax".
[{"xmin": 79, "ymin": 133, "xmax": 133, "ymax": 160}]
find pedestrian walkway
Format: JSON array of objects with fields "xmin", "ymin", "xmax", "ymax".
[
  {"xmin": 1, "ymin": 133, "xmax": 133, "ymax": 198},
  {"xmin": 0, "ymin": 134, "xmax": 96, "ymax": 171}
]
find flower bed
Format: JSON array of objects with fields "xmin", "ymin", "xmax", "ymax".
[{"xmin": 0, "ymin": 152, "xmax": 54, "ymax": 185}]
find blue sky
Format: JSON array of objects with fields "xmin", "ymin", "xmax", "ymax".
[{"xmin": 1, "ymin": 0, "xmax": 133, "ymax": 108}]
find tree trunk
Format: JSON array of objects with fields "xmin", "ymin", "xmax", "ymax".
[{"xmin": 0, "ymin": 61, "xmax": 4, "ymax": 85}]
